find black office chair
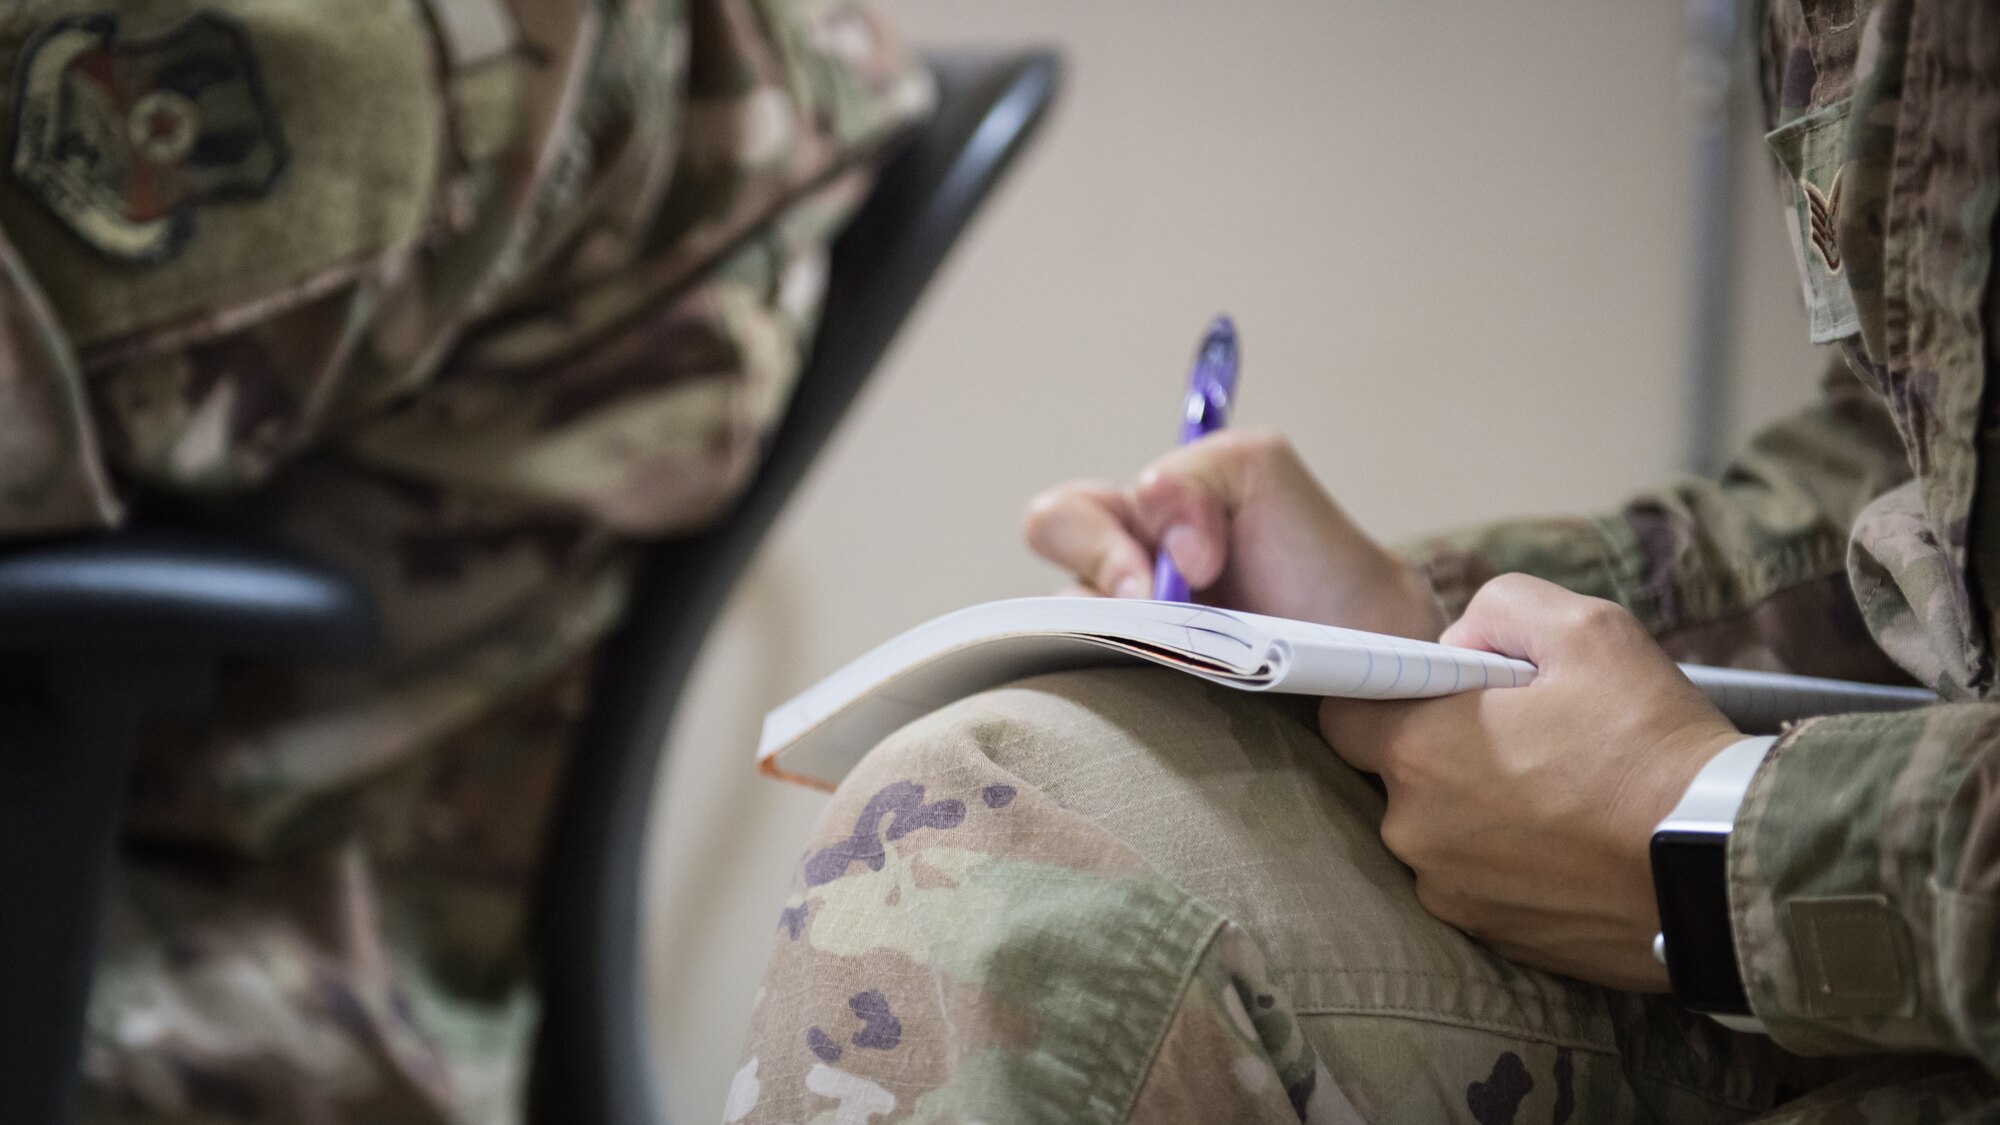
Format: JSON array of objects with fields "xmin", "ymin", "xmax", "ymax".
[{"xmin": 0, "ymin": 48, "xmax": 1061, "ymax": 1125}]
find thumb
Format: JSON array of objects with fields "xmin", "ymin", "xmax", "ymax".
[{"xmin": 1439, "ymin": 573, "xmax": 1621, "ymax": 666}]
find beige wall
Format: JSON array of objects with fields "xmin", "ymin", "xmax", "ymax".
[{"xmin": 645, "ymin": 3, "xmax": 1824, "ymax": 1119}]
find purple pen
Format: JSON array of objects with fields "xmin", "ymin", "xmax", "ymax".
[{"xmin": 1151, "ymin": 315, "xmax": 1240, "ymax": 601}]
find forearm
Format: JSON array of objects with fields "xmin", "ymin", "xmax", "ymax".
[{"xmin": 1730, "ymin": 705, "xmax": 2000, "ymax": 1070}]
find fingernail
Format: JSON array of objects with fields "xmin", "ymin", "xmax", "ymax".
[
  {"xmin": 1162, "ymin": 524, "xmax": 1204, "ymax": 576},
  {"xmin": 1113, "ymin": 575, "xmax": 1146, "ymax": 600}
]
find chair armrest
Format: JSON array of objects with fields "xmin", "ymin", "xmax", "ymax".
[
  {"xmin": 0, "ymin": 526, "xmax": 377, "ymax": 1124},
  {"xmin": 0, "ymin": 527, "xmax": 378, "ymax": 659}
]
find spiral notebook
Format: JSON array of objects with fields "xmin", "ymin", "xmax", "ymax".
[{"xmin": 757, "ymin": 597, "xmax": 1936, "ymax": 789}]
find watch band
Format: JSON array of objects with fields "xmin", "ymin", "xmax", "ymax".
[
  {"xmin": 1650, "ymin": 734, "xmax": 1775, "ymax": 1030},
  {"xmin": 1658, "ymin": 735, "xmax": 1772, "ymax": 833}
]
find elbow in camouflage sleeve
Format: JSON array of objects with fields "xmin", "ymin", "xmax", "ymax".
[{"xmin": 1728, "ymin": 706, "xmax": 2000, "ymax": 1071}]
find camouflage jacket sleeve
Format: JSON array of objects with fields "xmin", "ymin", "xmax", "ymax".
[
  {"xmin": 1403, "ymin": 354, "xmax": 1913, "ymax": 679},
  {"xmin": 1722, "ymin": 0, "xmax": 2000, "ymax": 1065},
  {"xmin": 1727, "ymin": 705, "xmax": 2000, "ymax": 1071},
  {"xmin": 1407, "ymin": 0, "xmax": 2000, "ymax": 1074}
]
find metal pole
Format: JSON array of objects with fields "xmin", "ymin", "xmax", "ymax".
[{"xmin": 1680, "ymin": 0, "xmax": 1747, "ymax": 474}]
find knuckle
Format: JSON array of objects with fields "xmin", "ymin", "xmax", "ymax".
[
  {"xmin": 1472, "ymin": 572, "xmax": 1532, "ymax": 609},
  {"xmin": 1089, "ymin": 551, "xmax": 1131, "ymax": 589},
  {"xmin": 1020, "ymin": 501, "xmax": 1057, "ymax": 543},
  {"xmin": 1377, "ymin": 809, "xmax": 1427, "ymax": 866},
  {"xmin": 1412, "ymin": 877, "xmax": 1451, "ymax": 919},
  {"xmin": 1568, "ymin": 596, "xmax": 1634, "ymax": 637},
  {"xmin": 1374, "ymin": 718, "xmax": 1430, "ymax": 786},
  {"xmin": 1377, "ymin": 744, "xmax": 1420, "ymax": 790},
  {"xmin": 1022, "ymin": 484, "xmax": 1075, "ymax": 528},
  {"xmin": 1414, "ymin": 878, "xmax": 1478, "ymax": 934},
  {"xmin": 1314, "ymin": 696, "xmax": 1348, "ymax": 739}
]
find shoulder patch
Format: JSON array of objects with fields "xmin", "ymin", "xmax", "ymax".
[{"xmin": 10, "ymin": 12, "xmax": 288, "ymax": 264}]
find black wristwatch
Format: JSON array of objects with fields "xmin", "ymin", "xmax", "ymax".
[{"xmin": 1648, "ymin": 735, "xmax": 1774, "ymax": 1027}]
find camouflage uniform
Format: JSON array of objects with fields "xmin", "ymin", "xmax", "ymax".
[
  {"xmin": 0, "ymin": 0, "xmax": 928, "ymax": 1121},
  {"xmin": 732, "ymin": 0, "xmax": 2000, "ymax": 1120}
]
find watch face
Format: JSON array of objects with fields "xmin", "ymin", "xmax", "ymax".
[{"xmin": 1650, "ymin": 831, "xmax": 1751, "ymax": 1014}]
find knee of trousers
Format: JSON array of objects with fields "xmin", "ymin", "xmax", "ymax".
[
  {"xmin": 841, "ymin": 665, "xmax": 1338, "ymax": 819},
  {"xmin": 823, "ymin": 666, "xmax": 1414, "ymax": 960},
  {"xmin": 749, "ymin": 670, "xmax": 1346, "ymax": 1121},
  {"xmin": 814, "ymin": 666, "xmax": 1282, "ymax": 882},
  {"xmin": 819, "ymin": 667, "xmax": 1621, "ymax": 1051}
]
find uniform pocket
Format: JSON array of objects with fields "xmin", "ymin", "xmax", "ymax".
[{"xmin": 1766, "ymin": 98, "xmax": 1862, "ymax": 345}]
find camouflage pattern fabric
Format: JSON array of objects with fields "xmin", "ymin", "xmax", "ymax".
[
  {"xmin": 733, "ymin": 671, "xmax": 1990, "ymax": 1123},
  {"xmin": 735, "ymin": 0, "xmax": 2000, "ymax": 1119},
  {"xmin": 0, "ymin": 0, "xmax": 929, "ymax": 1121},
  {"xmin": 1416, "ymin": 0, "xmax": 2000, "ymax": 1075}
]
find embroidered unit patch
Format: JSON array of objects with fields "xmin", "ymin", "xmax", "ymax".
[{"xmin": 10, "ymin": 12, "xmax": 288, "ymax": 264}]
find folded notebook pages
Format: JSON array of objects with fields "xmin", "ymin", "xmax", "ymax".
[{"xmin": 759, "ymin": 597, "xmax": 1937, "ymax": 790}]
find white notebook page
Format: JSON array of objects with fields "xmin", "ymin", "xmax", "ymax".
[{"xmin": 759, "ymin": 598, "xmax": 1936, "ymax": 789}]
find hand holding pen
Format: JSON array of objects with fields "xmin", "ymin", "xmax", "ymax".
[
  {"xmin": 1152, "ymin": 316, "xmax": 1241, "ymax": 601},
  {"xmin": 1023, "ymin": 316, "xmax": 1445, "ymax": 638}
]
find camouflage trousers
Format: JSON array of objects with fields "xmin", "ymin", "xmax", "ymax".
[{"xmin": 734, "ymin": 669, "xmax": 1999, "ymax": 1123}]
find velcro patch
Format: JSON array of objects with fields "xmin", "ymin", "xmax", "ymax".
[{"xmin": 1788, "ymin": 894, "xmax": 1916, "ymax": 1019}]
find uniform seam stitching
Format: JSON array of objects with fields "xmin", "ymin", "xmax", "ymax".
[
  {"xmin": 1115, "ymin": 912, "xmax": 1228, "ymax": 1125},
  {"xmin": 1286, "ymin": 1005, "xmax": 1619, "ymax": 1056}
]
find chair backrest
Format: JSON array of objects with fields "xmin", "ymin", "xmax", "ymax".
[{"xmin": 525, "ymin": 49, "xmax": 1063, "ymax": 1125}]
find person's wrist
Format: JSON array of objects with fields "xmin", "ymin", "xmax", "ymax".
[
  {"xmin": 1648, "ymin": 731, "xmax": 1775, "ymax": 1027},
  {"xmin": 1628, "ymin": 722, "xmax": 1742, "ymax": 847},
  {"xmin": 1616, "ymin": 723, "xmax": 1739, "ymax": 967},
  {"xmin": 1674, "ymin": 728, "xmax": 1758, "ymax": 798}
]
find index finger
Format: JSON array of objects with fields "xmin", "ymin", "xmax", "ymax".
[
  {"xmin": 1023, "ymin": 481, "xmax": 1155, "ymax": 598},
  {"xmin": 1317, "ymin": 690, "xmax": 1481, "ymax": 786}
]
